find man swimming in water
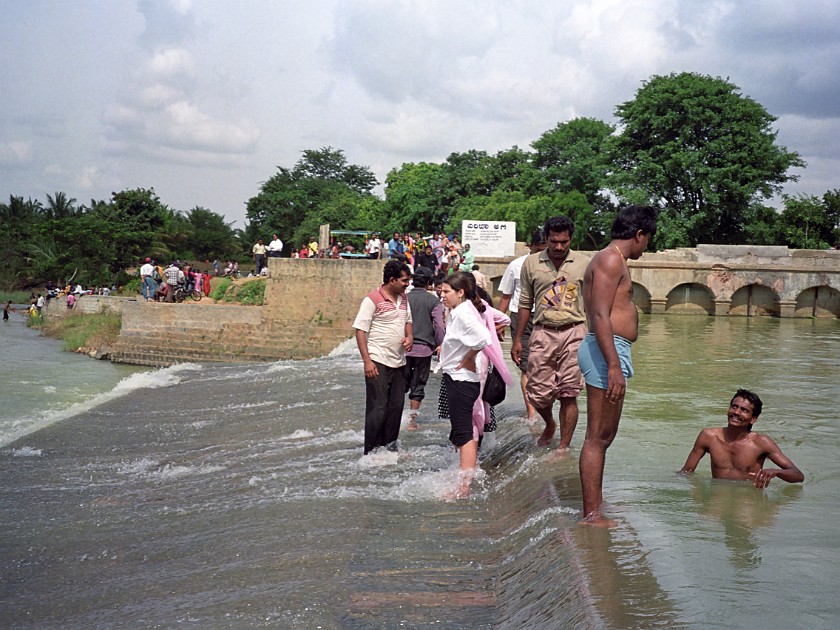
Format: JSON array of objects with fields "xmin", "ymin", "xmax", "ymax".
[
  {"xmin": 579, "ymin": 204, "xmax": 658, "ymax": 526},
  {"xmin": 680, "ymin": 389, "xmax": 804, "ymax": 488}
]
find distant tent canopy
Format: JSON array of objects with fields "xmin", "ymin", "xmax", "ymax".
[{"xmin": 328, "ymin": 229, "xmax": 371, "ymax": 258}]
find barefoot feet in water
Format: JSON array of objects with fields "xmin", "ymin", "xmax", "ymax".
[
  {"xmin": 552, "ymin": 445, "xmax": 571, "ymax": 460},
  {"xmin": 537, "ymin": 418, "xmax": 556, "ymax": 446},
  {"xmin": 406, "ymin": 410, "xmax": 419, "ymax": 431},
  {"xmin": 580, "ymin": 511, "xmax": 617, "ymax": 528}
]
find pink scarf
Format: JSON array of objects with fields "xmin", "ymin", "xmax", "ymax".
[{"xmin": 465, "ymin": 300, "xmax": 513, "ymax": 439}]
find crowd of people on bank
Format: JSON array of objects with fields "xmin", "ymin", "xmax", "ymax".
[
  {"xmin": 139, "ymin": 259, "xmax": 212, "ymax": 302},
  {"xmin": 4, "ymin": 282, "xmax": 121, "ymax": 319},
  {"xmin": 352, "ymin": 208, "xmax": 804, "ymax": 519}
]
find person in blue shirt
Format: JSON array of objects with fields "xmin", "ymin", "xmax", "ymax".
[{"xmin": 388, "ymin": 232, "xmax": 405, "ymax": 259}]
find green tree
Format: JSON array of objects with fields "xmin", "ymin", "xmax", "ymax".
[
  {"xmin": 777, "ymin": 194, "xmax": 835, "ymax": 249},
  {"xmin": 613, "ymin": 72, "xmax": 804, "ymax": 247},
  {"xmin": 245, "ymin": 147, "xmax": 379, "ymax": 242},
  {"xmin": 45, "ymin": 191, "xmax": 78, "ymax": 219},
  {"xmin": 822, "ymin": 189, "xmax": 840, "ymax": 247},
  {"xmin": 532, "ymin": 117, "xmax": 615, "ymax": 203},
  {"xmin": 741, "ymin": 204, "xmax": 780, "ymax": 245},
  {"xmin": 384, "ymin": 162, "xmax": 447, "ymax": 233},
  {"xmin": 184, "ymin": 207, "xmax": 237, "ymax": 261},
  {"xmin": 0, "ymin": 196, "xmax": 43, "ymax": 288}
]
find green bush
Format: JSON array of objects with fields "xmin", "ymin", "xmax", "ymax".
[
  {"xmin": 124, "ymin": 277, "xmax": 142, "ymax": 295},
  {"xmin": 210, "ymin": 277, "xmax": 232, "ymax": 301},
  {"xmin": 231, "ymin": 278, "xmax": 265, "ymax": 305},
  {"xmin": 0, "ymin": 291, "xmax": 33, "ymax": 304},
  {"xmin": 40, "ymin": 312, "xmax": 123, "ymax": 352}
]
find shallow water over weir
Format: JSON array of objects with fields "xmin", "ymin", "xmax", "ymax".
[{"xmin": 2, "ymin": 316, "xmax": 839, "ymax": 628}]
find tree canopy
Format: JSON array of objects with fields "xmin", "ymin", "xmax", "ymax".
[
  {"xmin": 612, "ymin": 72, "xmax": 805, "ymax": 248},
  {"xmin": 245, "ymin": 147, "xmax": 383, "ymax": 249}
]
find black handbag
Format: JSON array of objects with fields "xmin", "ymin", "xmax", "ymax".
[{"xmin": 482, "ymin": 364, "xmax": 506, "ymax": 406}]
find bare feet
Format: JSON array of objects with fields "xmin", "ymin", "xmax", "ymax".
[
  {"xmin": 537, "ymin": 419, "xmax": 556, "ymax": 446},
  {"xmin": 443, "ymin": 486, "xmax": 470, "ymax": 501},
  {"xmin": 552, "ymin": 446, "xmax": 570, "ymax": 460},
  {"xmin": 406, "ymin": 410, "xmax": 419, "ymax": 431},
  {"xmin": 580, "ymin": 511, "xmax": 617, "ymax": 528},
  {"xmin": 443, "ymin": 469, "xmax": 474, "ymax": 500}
]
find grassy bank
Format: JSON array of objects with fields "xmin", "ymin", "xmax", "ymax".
[
  {"xmin": 1, "ymin": 291, "xmax": 35, "ymax": 304},
  {"xmin": 33, "ymin": 311, "xmax": 122, "ymax": 353}
]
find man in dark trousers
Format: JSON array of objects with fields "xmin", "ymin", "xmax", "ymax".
[
  {"xmin": 404, "ymin": 267, "xmax": 445, "ymax": 430},
  {"xmin": 353, "ymin": 260, "xmax": 414, "ymax": 454}
]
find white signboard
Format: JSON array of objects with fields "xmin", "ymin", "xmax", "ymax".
[{"xmin": 461, "ymin": 220, "xmax": 516, "ymax": 258}]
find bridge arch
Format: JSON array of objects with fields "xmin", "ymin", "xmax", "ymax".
[
  {"xmin": 729, "ymin": 284, "xmax": 780, "ymax": 317},
  {"xmin": 665, "ymin": 282, "xmax": 715, "ymax": 315},
  {"xmin": 794, "ymin": 286, "xmax": 840, "ymax": 318},
  {"xmin": 632, "ymin": 282, "xmax": 652, "ymax": 314}
]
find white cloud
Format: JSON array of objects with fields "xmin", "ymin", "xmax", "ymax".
[
  {"xmin": 162, "ymin": 101, "xmax": 260, "ymax": 153},
  {"xmin": 76, "ymin": 166, "xmax": 107, "ymax": 191},
  {"xmin": 147, "ymin": 46, "xmax": 195, "ymax": 79},
  {"xmin": 0, "ymin": 141, "xmax": 33, "ymax": 165}
]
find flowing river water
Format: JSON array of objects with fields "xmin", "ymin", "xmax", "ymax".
[{"xmin": 1, "ymin": 314, "xmax": 839, "ymax": 628}]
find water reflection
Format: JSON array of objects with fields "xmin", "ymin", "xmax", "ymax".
[
  {"xmin": 573, "ymin": 522, "xmax": 686, "ymax": 629},
  {"xmin": 688, "ymin": 477, "xmax": 803, "ymax": 570}
]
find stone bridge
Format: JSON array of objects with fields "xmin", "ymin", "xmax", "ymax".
[
  {"xmin": 624, "ymin": 245, "xmax": 840, "ymax": 317},
  {"xmin": 480, "ymin": 244, "xmax": 840, "ymax": 318}
]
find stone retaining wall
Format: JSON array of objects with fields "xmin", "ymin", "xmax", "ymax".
[{"xmin": 108, "ymin": 259, "xmax": 384, "ymax": 366}]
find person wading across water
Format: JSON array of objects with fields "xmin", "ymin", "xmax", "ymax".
[
  {"xmin": 578, "ymin": 205, "xmax": 658, "ymax": 526},
  {"xmin": 404, "ymin": 267, "xmax": 445, "ymax": 431},
  {"xmin": 680, "ymin": 389, "xmax": 804, "ymax": 487},
  {"xmin": 437, "ymin": 271, "xmax": 492, "ymax": 499},
  {"xmin": 353, "ymin": 260, "xmax": 414, "ymax": 455},
  {"xmin": 498, "ymin": 228, "xmax": 547, "ymax": 424},
  {"xmin": 512, "ymin": 216, "xmax": 588, "ymax": 452}
]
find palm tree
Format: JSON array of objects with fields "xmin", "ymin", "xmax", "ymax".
[{"xmin": 46, "ymin": 191, "xmax": 78, "ymax": 219}]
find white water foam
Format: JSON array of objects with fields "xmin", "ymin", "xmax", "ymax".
[
  {"xmin": 0, "ymin": 363, "xmax": 203, "ymax": 448},
  {"xmin": 11, "ymin": 446, "xmax": 43, "ymax": 457},
  {"xmin": 117, "ymin": 456, "xmax": 226, "ymax": 480},
  {"xmin": 327, "ymin": 337, "xmax": 357, "ymax": 357}
]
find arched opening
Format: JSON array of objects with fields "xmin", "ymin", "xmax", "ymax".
[
  {"xmin": 729, "ymin": 284, "xmax": 780, "ymax": 317},
  {"xmin": 794, "ymin": 286, "xmax": 840, "ymax": 318},
  {"xmin": 632, "ymin": 282, "xmax": 652, "ymax": 314},
  {"xmin": 665, "ymin": 283, "xmax": 715, "ymax": 315}
]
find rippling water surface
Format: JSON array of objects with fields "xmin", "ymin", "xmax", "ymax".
[{"xmin": 1, "ymin": 315, "xmax": 839, "ymax": 628}]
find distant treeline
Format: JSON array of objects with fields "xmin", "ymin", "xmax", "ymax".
[{"xmin": 3, "ymin": 72, "xmax": 838, "ymax": 289}]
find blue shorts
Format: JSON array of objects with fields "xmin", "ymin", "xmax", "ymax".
[{"xmin": 577, "ymin": 333, "xmax": 634, "ymax": 390}]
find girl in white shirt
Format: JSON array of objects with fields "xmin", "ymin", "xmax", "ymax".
[{"xmin": 438, "ymin": 272, "xmax": 492, "ymax": 499}]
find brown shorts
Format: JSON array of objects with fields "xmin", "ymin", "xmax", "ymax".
[{"xmin": 525, "ymin": 323, "xmax": 585, "ymax": 407}]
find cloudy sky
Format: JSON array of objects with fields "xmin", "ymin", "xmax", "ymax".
[{"xmin": 2, "ymin": 0, "xmax": 839, "ymax": 227}]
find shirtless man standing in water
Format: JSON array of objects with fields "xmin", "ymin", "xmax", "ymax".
[
  {"xmin": 680, "ymin": 389, "xmax": 804, "ymax": 487},
  {"xmin": 578, "ymin": 205, "xmax": 658, "ymax": 526}
]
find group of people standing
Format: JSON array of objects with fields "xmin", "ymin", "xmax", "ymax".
[
  {"xmin": 140, "ymin": 259, "xmax": 212, "ymax": 302},
  {"xmin": 353, "ymin": 259, "xmax": 513, "ymax": 499},
  {"xmin": 353, "ymin": 206, "xmax": 803, "ymax": 522}
]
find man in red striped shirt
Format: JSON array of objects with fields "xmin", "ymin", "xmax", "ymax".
[{"xmin": 353, "ymin": 260, "xmax": 414, "ymax": 454}]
